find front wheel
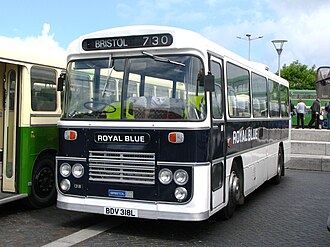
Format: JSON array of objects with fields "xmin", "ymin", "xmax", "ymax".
[
  {"xmin": 27, "ymin": 154, "xmax": 56, "ymax": 208},
  {"xmin": 220, "ymin": 162, "xmax": 241, "ymax": 220}
]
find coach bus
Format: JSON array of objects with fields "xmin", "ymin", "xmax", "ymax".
[
  {"xmin": 56, "ymin": 26, "xmax": 291, "ymax": 221},
  {"xmin": 0, "ymin": 37, "xmax": 65, "ymax": 207}
]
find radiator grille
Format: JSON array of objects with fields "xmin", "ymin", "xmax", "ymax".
[{"xmin": 88, "ymin": 151, "xmax": 156, "ymax": 184}]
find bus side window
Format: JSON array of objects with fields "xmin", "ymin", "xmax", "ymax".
[
  {"xmin": 212, "ymin": 84, "xmax": 222, "ymax": 118},
  {"xmin": 280, "ymin": 85, "xmax": 289, "ymax": 117},
  {"xmin": 253, "ymin": 98, "xmax": 261, "ymax": 117},
  {"xmin": 211, "ymin": 60, "xmax": 222, "ymax": 119},
  {"xmin": 228, "ymin": 88, "xmax": 236, "ymax": 117},
  {"xmin": 252, "ymin": 73, "xmax": 268, "ymax": 118},
  {"xmin": 269, "ymin": 80, "xmax": 280, "ymax": 117},
  {"xmin": 226, "ymin": 62, "xmax": 250, "ymax": 118},
  {"xmin": 31, "ymin": 67, "xmax": 57, "ymax": 112}
]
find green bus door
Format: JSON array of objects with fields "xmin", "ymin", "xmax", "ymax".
[{"xmin": 2, "ymin": 64, "xmax": 18, "ymax": 193}]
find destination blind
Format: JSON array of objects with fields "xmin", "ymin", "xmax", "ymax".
[{"xmin": 82, "ymin": 33, "xmax": 173, "ymax": 51}]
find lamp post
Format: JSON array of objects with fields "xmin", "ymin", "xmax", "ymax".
[
  {"xmin": 272, "ymin": 39, "xmax": 288, "ymax": 77},
  {"xmin": 237, "ymin": 33, "xmax": 263, "ymax": 61}
]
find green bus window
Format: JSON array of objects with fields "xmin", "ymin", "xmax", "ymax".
[{"xmin": 31, "ymin": 67, "xmax": 57, "ymax": 111}]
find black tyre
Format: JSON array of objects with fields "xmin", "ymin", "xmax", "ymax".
[
  {"xmin": 220, "ymin": 161, "xmax": 241, "ymax": 220},
  {"xmin": 272, "ymin": 147, "xmax": 284, "ymax": 185},
  {"xmin": 28, "ymin": 154, "xmax": 56, "ymax": 208}
]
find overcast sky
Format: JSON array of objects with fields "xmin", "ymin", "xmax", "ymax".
[{"xmin": 1, "ymin": 0, "xmax": 329, "ymax": 73}]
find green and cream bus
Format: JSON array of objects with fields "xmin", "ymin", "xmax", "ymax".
[{"xmin": 0, "ymin": 36, "xmax": 65, "ymax": 207}]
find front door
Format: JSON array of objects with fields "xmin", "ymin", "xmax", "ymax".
[
  {"xmin": 210, "ymin": 56, "xmax": 226, "ymax": 210},
  {"xmin": 1, "ymin": 63, "xmax": 18, "ymax": 193}
]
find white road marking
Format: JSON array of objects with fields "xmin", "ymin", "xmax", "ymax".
[{"xmin": 42, "ymin": 220, "xmax": 122, "ymax": 247}]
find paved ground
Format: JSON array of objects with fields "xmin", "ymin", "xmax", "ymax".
[
  {"xmin": 0, "ymin": 169, "xmax": 330, "ymax": 247},
  {"xmin": 74, "ymin": 169, "xmax": 330, "ymax": 247}
]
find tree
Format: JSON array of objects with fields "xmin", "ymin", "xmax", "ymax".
[{"xmin": 280, "ymin": 60, "xmax": 316, "ymax": 90}]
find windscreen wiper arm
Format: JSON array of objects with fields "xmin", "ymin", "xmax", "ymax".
[
  {"xmin": 102, "ymin": 54, "xmax": 114, "ymax": 97},
  {"xmin": 142, "ymin": 51, "xmax": 185, "ymax": 67},
  {"xmin": 102, "ymin": 66, "xmax": 114, "ymax": 97},
  {"xmin": 316, "ymin": 76, "xmax": 330, "ymax": 85}
]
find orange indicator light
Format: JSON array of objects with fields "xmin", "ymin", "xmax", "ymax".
[
  {"xmin": 168, "ymin": 132, "xmax": 184, "ymax": 143},
  {"xmin": 64, "ymin": 130, "xmax": 77, "ymax": 140}
]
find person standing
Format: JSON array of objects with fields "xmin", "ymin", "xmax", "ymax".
[
  {"xmin": 308, "ymin": 98, "xmax": 321, "ymax": 129},
  {"xmin": 290, "ymin": 100, "xmax": 295, "ymax": 117},
  {"xmin": 325, "ymin": 101, "xmax": 330, "ymax": 129},
  {"xmin": 296, "ymin": 99, "xmax": 307, "ymax": 129}
]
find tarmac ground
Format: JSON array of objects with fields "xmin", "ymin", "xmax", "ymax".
[{"xmin": 0, "ymin": 169, "xmax": 329, "ymax": 247}]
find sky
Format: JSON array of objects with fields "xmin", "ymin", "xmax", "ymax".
[{"xmin": 1, "ymin": 0, "xmax": 330, "ymax": 73}]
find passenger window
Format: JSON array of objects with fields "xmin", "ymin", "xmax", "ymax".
[
  {"xmin": 280, "ymin": 85, "xmax": 289, "ymax": 117},
  {"xmin": 252, "ymin": 73, "xmax": 268, "ymax": 117},
  {"xmin": 211, "ymin": 60, "xmax": 222, "ymax": 119},
  {"xmin": 269, "ymin": 80, "xmax": 280, "ymax": 117},
  {"xmin": 226, "ymin": 63, "xmax": 250, "ymax": 117},
  {"xmin": 31, "ymin": 67, "xmax": 57, "ymax": 111}
]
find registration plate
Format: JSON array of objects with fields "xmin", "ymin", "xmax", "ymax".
[{"xmin": 104, "ymin": 207, "xmax": 138, "ymax": 217}]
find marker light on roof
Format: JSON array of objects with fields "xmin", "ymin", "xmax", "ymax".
[
  {"xmin": 168, "ymin": 132, "xmax": 184, "ymax": 143},
  {"xmin": 64, "ymin": 130, "xmax": 77, "ymax": 140}
]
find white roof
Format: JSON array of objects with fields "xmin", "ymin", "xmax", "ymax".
[{"xmin": 67, "ymin": 25, "xmax": 287, "ymax": 86}]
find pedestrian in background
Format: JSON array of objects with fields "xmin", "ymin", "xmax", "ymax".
[
  {"xmin": 290, "ymin": 100, "xmax": 295, "ymax": 117},
  {"xmin": 308, "ymin": 98, "xmax": 321, "ymax": 129},
  {"xmin": 325, "ymin": 101, "xmax": 330, "ymax": 129},
  {"xmin": 296, "ymin": 99, "xmax": 307, "ymax": 129}
]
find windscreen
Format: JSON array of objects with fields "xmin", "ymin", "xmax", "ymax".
[{"xmin": 62, "ymin": 55, "xmax": 206, "ymax": 120}]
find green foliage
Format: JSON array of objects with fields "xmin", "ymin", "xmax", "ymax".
[{"xmin": 280, "ymin": 60, "xmax": 316, "ymax": 90}]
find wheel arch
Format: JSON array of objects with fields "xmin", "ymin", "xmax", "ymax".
[
  {"xmin": 231, "ymin": 156, "xmax": 244, "ymax": 196},
  {"xmin": 34, "ymin": 148, "xmax": 57, "ymax": 165}
]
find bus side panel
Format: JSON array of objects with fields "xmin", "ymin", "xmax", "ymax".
[
  {"xmin": 18, "ymin": 126, "xmax": 58, "ymax": 194},
  {"xmin": 226, "ymin": 119, "xmax": 289, "ymax": 196}
]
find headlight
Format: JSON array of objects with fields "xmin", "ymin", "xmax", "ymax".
[
  {"xmin": 60, "ymin": 179, "xmax": 71, "ymax": 192},
  {"xmin": 174, "ymin": 187, "xmax": 188, "ymax": 201},
  {"xmin": 60, "ymin": 163, "xmax": 71, "ymax": 177},
  {"xmin": 174, "ymin": 169, "xmax": 188, "ymax": 185},
  {"xmin": 158, "ymin": 168, "xmax": 173, "ymax": 185},
  {"xmin": 72, "ymin": 163, "xmax": 84, "ymax": 178}
]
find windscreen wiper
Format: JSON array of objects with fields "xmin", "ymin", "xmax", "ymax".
[
  {"xmin": 142, "ymin": 51, "xmax": 185, "ymax": 67},
  {"xmin": 316, "ymin": 76, "xmax": 330, "ymax": 85},
  {"xmin": 102, "ymin": 66, "xmax": 114, "ymax": 97},
  {"xmin": 102, "ymin": 54, "xmax": 114, "ymax": 97}
]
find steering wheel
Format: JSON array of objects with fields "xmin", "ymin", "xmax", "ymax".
[
  {"xmin": 83, "ymin": 101, "xmax": 116, "ymax": 113},
  {"xmin": 104, "ymin": 104, "xmax": 116, "ymax": 114}
]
